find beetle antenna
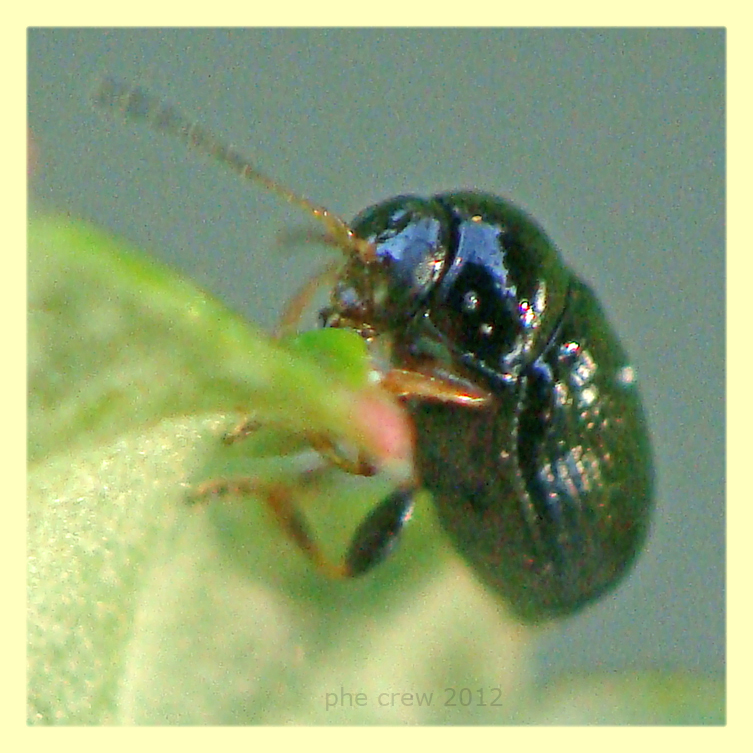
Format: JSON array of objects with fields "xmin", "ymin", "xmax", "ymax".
[{"xmin": 92, "ymin": 77, "xmax": 374, "ymax": 260}]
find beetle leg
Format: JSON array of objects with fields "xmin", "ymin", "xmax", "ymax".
[
  {"xmin": 380, "ymin": 367, "xmax": 493, "ymax": 407},
  {"xmin": 307, "ymin": 434, "xmax": 379, "ymax": 477},
  {"xmin": 274, "ymin": 259, "xmax": 341, "ymax": 338},
  {"xmin": 222, "ymin": 416, "xmax": 379, "ymax": 477},
  {"xmin": 220, "ymin": 364, "xmax": 484, "ymax": 497},
  {"xmin": 190, "ymin": 474, "xmax": 345, "ymax": 578},
  {"xmin": 344, "ymin": 485, "xmax": 416, "ymax": 576},
  {"xmin": 190, "ymin": 475, "xmax": 416, "ymax": 579}
]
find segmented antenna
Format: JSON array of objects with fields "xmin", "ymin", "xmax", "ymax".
[{"xmin": 92, "ymin": 77, "xmax": 373, "ymax": 259}]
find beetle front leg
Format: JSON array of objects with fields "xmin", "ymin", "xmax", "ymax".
[
  {"xmin": 222, "ymin": 417, "xmax": 380, "ymax": 477},
  {"xmin": 380, "ymin": 366, "xmax": 493, "ymax": 407}
]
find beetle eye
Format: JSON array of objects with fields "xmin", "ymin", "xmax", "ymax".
[
  {"xmin": 351, "ymin": 197, "xmax": 450, "ymax": 323},
  {"xmin": 371, "ymin": 214, "xmax": 446, "ymax": 313}
]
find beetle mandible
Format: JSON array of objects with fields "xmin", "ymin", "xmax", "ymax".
[{"xmin": 94, "ymin": 79, "xmax": 653, "ymax": 623}]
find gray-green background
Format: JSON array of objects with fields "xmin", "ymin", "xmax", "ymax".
[{"xmin": 28, "ymin": 29, "xmax": 724, "ymax": 682}]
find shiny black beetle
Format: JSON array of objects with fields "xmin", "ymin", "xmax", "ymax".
[
  {"xmin": 94, "ymin": 79, "xmax": 653, "ymax": 623},
  {"xmin": 328, "ymin": 192, "xmax": 654, "ymax": 621}
]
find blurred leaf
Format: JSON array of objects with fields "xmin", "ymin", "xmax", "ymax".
[{"xmin": 532, "ymin": 671, "xmax": 725, "ymax": 725}]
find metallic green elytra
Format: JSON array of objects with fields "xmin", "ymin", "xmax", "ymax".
[{"xmin": 94, "ymin": 78, "xmax": 653, "ymax": 623}]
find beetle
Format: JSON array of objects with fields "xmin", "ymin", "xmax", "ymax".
[{"xmin": 93, "ymin": 78, "xmax": 653, "ymax": 623}]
